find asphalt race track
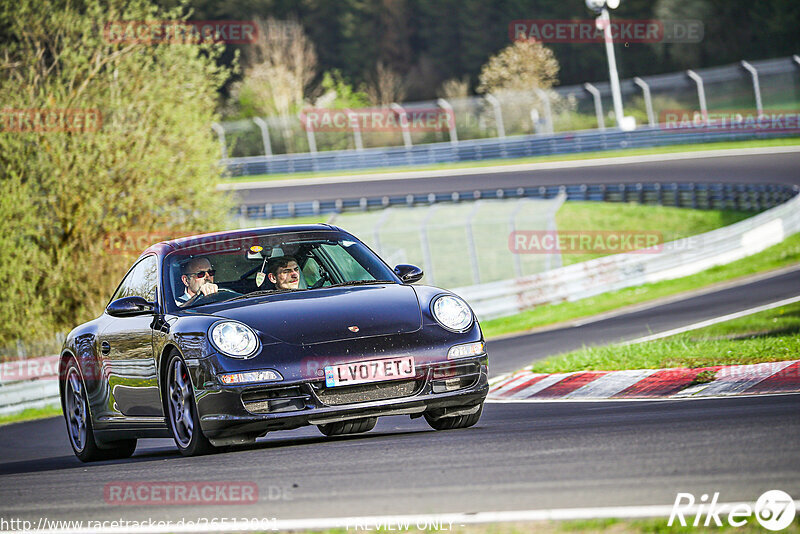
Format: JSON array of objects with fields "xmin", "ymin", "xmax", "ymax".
[
  {"xmin": 1, "ymin": 150, "xmax": 799, "ymax": 529},
  {"xmin": 228, "ymin": 150, "xmax": 800, "ymax": 205}
]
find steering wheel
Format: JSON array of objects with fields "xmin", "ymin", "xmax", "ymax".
[
  {"xmin": 309, "ymin": 264, "xmax": 331, "ymax": 289},
  {"xmin": 179, "ymin": 288, "xmax": 240, "ymax": 307}
]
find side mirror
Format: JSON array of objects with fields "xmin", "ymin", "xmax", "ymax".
[
  {"xmin": 107, "ymin": 296, "xmax": 156, "ymax": 317},
  {"xmin": 394, "ymin": 264, "xmax": 423, "ymax": 284}
]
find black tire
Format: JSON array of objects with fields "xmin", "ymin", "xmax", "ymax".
[
  {"xmin": 318, "ymin": 417, "xmax": 377, "ymax": 436},
  {"xmin": 164, "ymin": 351, "xmax": 214, "ymax": 456},
  {"xmin": 62, "ymin": 358, "xmax": 137, "ymax": 462},
  {"xmin": 424, "ymin": 403, "xmax": 483, "ymax": 431}
]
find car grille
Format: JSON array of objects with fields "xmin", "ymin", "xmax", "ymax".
[{"xmin": 313, "ymin": 379, "xmax": 421, "ymax": 406}]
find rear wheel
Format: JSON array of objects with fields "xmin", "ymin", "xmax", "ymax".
[
  {"xmin": 424, "ymin": 403, "xmax": 483, "ymax": 431},
  {"xmin": 165, "ymin": 352, "xmax": 214, "ymax": 456},
  {"xmin": 318, "ymin": 417, "xmax": 377, "ymax": 436},
  {"xmin": 62, "ymin": 359, "xmax": 136, "ymax": 462}
]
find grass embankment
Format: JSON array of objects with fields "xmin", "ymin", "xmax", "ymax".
[
  {"xmin": 528, "ymin": 299, "xmax": 800, "ymax": 374},
  {"xmin": 0, "ymin": 406, "xmax": 61, "ymax": 426},
  {"xmin": 481, "ymin": 233, "xmax": 800, "ymax": 339},
  {"xmin": 222, "ymin": 137, "xmax": 800, "ymax": 184}
]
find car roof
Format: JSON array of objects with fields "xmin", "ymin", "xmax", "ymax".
[{"xmin": 141, "ymin": 224, "xmax": 342, "ymax": 257}]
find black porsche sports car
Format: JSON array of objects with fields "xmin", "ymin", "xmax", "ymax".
[{"xmin": 59, "ymin": 224, "xmax": 489, "ymax": 461}]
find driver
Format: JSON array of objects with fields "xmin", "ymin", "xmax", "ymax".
[
  {"xmin": 178, "ymin": 257, "xmax": 219, "ymax": 303},
  {"xmin": 267, "ymin": 256, "xmax": 301, "ymax": 290}
]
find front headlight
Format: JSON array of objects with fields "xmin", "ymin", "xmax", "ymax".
[
  {"xmin": 431, "ymin": 295, "xmax": 474, "ymax": 332},
  {"xmin": 210, "ymin": 321, "xmax": 259, "ymax": 358}
]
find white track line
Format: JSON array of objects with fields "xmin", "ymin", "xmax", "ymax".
[
  {"xmin": 17, "ymin": 502, "xmax": 800, "ymax": 533},
  {"xmin": 622, "ymin": 295, "xmax": 800, "ymax": 345},
  {"xmin": 218, "ymin": 145, "xmax": 800, "ymax": 190}
]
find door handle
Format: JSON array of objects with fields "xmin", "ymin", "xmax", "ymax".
[{"xmin": 101, "ymin": 341, "xmax": 111, "ymax": 355}]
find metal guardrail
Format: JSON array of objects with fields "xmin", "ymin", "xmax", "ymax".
[
  {"xmin": 455, "ymin": 187, "xmax": 800, "ymax": 320},
  {"xmin": 224, "ymin": 125, "xmax": 799, "ymax": 177},
  {"xmin": 236, "ymin": 182, "xmax": 797, "ymax": 220},
  {"xmin": 0, "ymin": 355, "xmax": 60, "ymax": 416}
]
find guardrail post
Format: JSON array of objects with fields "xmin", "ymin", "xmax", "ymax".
[
  {"xmin": 252, "ymin": 117, "xmax": 273, "ymax": 157},
  {"xmin": 686, "ymin": 70, "xmax": 708, "ymax": 118},
  {"xmin": 210, "ymin": 122, "xmax": 228, "ymax": 159},
  {"xmin": 391, "ymin": 103, "xmax": 413, "ymax": 148},
  {"xmin": 485, "ymin": 94, "xmax": 506, "ymax": 138},
  {"xmin": 347, "ymin": 108, "xmax": 364, "ymax": 151},
  {"xmin": 437, "ymin": 98, "xmax": 458, "ymax": 145},
  {"xmin": 633, "ymin": 77, "xmax": 656, "ymax": 127},
  {"xmin": 466, "ymin": 202, "xmax": 482, "ymax": 284},
  {"xmin": 584, "ymin": 83, "xmax": 605, "ymax": 130},
  {"xmin": 740, "ymin": 60, "xmax": 764, "ymax": 117},
  {"xmin": 533, "ymin": 89, "xmax": 554, "ymax": 135}
]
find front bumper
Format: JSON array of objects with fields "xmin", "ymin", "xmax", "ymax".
[{"xmin": 194, "ymin": 356, "xmax": 488, "ymax": 440}]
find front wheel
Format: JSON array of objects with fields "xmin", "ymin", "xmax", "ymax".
[
  {"xmin": 424, "ymin": 403, "xmax": 483, "ymax": 431},
  {"xmin": 165, "ymin": 352, "xmax": 214, "ymax": 456},
  {"xmin": 62, "ymin": 359, "xmax": 136, "ymax": 462}
]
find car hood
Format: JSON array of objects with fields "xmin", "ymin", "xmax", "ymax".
[{"xmin": 208, "ymin": 284, "xmax": 422, "ymax": 345}]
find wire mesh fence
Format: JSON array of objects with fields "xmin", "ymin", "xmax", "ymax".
[
  {"xmin": 327, "ymin": 195, "xmax": 566, "ymax": 289},
  {"xmin": 216, "ymin": 56, "xmax": 800, "ymax": 159}
]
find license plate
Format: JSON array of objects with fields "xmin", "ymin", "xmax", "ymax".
[{"xmin": 324, "ymin": 356, "xmax": 415, "ymax": 387}]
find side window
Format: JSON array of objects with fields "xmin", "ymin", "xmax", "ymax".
[{"xmin": 112, "ymin": 256, "xmax": 158, "ymax": 302}]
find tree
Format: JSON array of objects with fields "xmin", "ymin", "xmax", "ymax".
[
  {"xmin": 234, "ymin": 17, "xmax": 318, "ymax": 118},
  {"xmin": 0, "ymin": 0, "xmax": 234, "ymax": 344},
  {"xmin": 476, "ymin": 39, "xmax": 560, "ymax": 94}
]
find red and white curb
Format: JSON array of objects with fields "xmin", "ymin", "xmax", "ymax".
[{"xmin": 488, "ymin": 359, "xmax": 800, "ymax": 401}]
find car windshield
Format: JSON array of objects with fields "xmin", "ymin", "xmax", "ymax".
[{"xmin": 165, "ymin": 231, "xmax": 398, "ymax": 309}]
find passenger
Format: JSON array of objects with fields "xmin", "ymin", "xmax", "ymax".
[
  {"xmin": 178, "ymin": 257, "xmax": 219, "ymax": 303},
  {"xmin": 267, "ymin": 256, "xmax": 301, "ymax": 290}
]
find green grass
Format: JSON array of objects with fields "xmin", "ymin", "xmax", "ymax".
[
  {"xmin": 481, "ymin": 233, "xmax": 800, "ymax": 339},
  {"xmin": 222, "ymin": 137, "xmax": 800, "ymax": 184},
  {"xmin": 555, "ymin": 202, "xmax": 751, "ymax": 266},
  {"xmin": 528, "ymin": 300, "xmax": 800, "ymax": 373},
  {"xmin": 0, "ymin": 405, "xmax": 61, "ymax": 426}
]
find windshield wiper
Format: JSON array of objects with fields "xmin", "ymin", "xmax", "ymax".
[
  {"xmin": 328, "ymin": 280, "xmax": 394, "ymax": 287},
  {"xmin": 224, "ymin": 289, "xmax": 292, "ymax": 302}
]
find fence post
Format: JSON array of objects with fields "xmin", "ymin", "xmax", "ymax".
[
  {"xmin": 533, "ymin": 89, "xmax": 554, "ymax": 134},
  {"xmin": 465, "ymin": 202, "xmax": 482, "ymax": 284},
  {"xmin": 740, "ymin": 60, "xmax": 764, "ymax": 117},
  {"xmin": 252, "ymin": 117, "xmax": 273, "ymax": 157},
  {"xmin": 485, "ymin": 94, "xmax": 506, "ymax": 138},
  {"xmin": 509, "ymin": 199, "xmax": 526, "ymax": 278},
  {"xmin": 302, "ymin": 113, "xmax": 318, "ymax": 154},
  {"xmin": 347, "ymin": 108, "xmax": 364, "ymax": 151},
  {"xmin": 391, "ymin": 103, "xmax": 413, "ymax": 148},
  {"xmin": 584, "ymin": 83, "xmax": 605, "ymax": 130},
  {"xmin": 420, "ymin": 205, "xmax": 439, "ymax": 284},
  {"xmin": 373, "ymin": 208, "xmax": 391, "ymax": 256},
  {"xmin": 210, "ymin": 122, "xmax": 227, "ymax": 159},
  {"xmin": 437, "ymin": 98, "xmax": 458, "ymax": 145},
  {"xmin": 686, "ymin": 70, "xmax": 708, "ymax": 117},
  {"xmin": 633, "ymin": 77, "xmax": 656, "ymax": 127}
]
